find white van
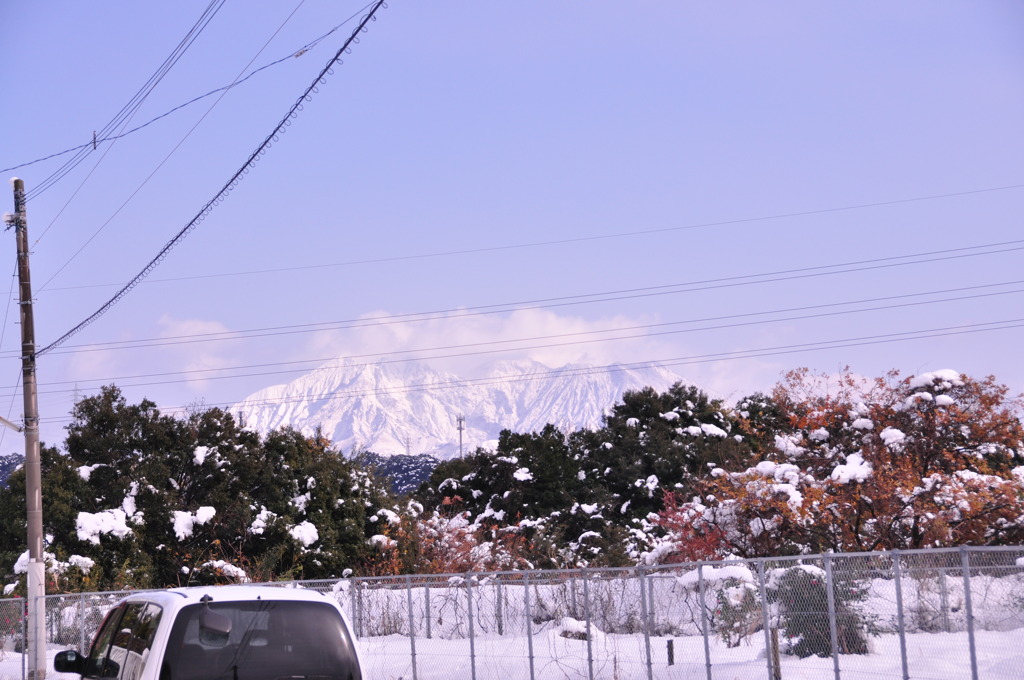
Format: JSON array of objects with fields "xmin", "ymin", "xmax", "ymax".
[{"xmin": 54, "ymin": 585, "xmax": 363, "ymax": 680}]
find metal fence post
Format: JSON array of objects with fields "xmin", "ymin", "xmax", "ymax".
[
  {"xmin": 891, "ymin": 551, "xmax": 910, "ymax": 680},
  {"xmin": 21, "ymin": 597, "xmax": 27, "ymax": 680},
  {"xmin": 583, "ymin": 576, "xmax": 594, "ymax": 680},
  {"xmin": 647, "ymin": 572, "xmax": 655, "ymax": 632},
  {"xmin": 79, "ymin": 592, "xmax": 87, "ymax": 652},
  {"xmin": 637, "ymin": 568, "xmax": 652, "ymax": 680},
  {"xmin": 496, "ymin": 579, "xmax": 504, "ymax": 636},
  {"xmin": 697, "ymin": 564, "xmax": 712, "ymax": 680},
  {"xmin": 756, "ymin": 560, "xmax": 776, "ymax": 680},
  {"xmin": 425, "ymin": 584, "xmax": 432, "ymax": 639},
  {"xmin": 349, "ymin": 581, "xmax": 358, "ymax": 639},
  {"xmin": 406, "ymin": 576, "xmax": 418, "ymax": 680},
  {"xmin": 466, "ymin": 574, "xmax": 477, "ymax": 680},
  {"xmin": 355, "ymin": 581, "xmax": 364, "ymax": 638},
  {"xmin": 524, "ymin": 573, "xmax": 536, "ymax": 680},
  {"xmin": 823, "ymin": 554, "xmax": 841, "ymax": 680},
  {"xmin": 938, "ymin": 567, "xmax": 951, "ymax": 633},
  {"xmin": 960, "ymin": 547, "xmax": 979, "ymax": 680}
]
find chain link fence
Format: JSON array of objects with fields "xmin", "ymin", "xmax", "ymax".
[{"xmin": 4, "ymin": 546, "xmax": 1023, "ymax": 680}]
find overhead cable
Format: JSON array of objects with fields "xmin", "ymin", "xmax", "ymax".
[
  {"xmin": 24, "ymin": 0, "xmax": 227, "ymax": 201},
  {"xmin": 38, "ymin": 0, "xmax": 388, "ymax": 357},
  {"xmin": 29, "ymin": 318, "xmax": 1024, "ymax": 427},
  {"xmin": 2, "ymin": 1, "xmax": 377, "ymax": 176},
  {"xmin": 33, "ymin": 202, "xmax": 1024, "ymax": 294},
  {"xmin": 25, "ymin": 239, "xmax": 1024, "ymax": 355},
  {"xmin": 35, "ymin": 0, "xmax": 311, "ymax": 289},
  {"xmin": 9, "ymin": 281, "xmax": 1024, "ymax": 396},
  {"xmin": 176, "ymin": 319, "xmax": 1024, "ymax": 411}
]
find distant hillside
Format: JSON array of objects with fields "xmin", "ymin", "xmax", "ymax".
[
  {"xmin": 0, "ymin": 453, "xmax": 24, "ymax": 488},
  {"xmin": 352, "ymin": 450, "xmax": 439, "ymax": 497},
  {"xmin": 233, "ymin": 358, "xmax": 685, "ymax": 460}
]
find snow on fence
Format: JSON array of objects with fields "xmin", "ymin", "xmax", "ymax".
[{"xmin": 3, "ymin": 545, "xmax": 1024, "ymax": 680}]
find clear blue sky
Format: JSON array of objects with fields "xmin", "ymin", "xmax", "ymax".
[{"xmin": 3, "ymin": 1, "xmax": 1023, "ymax": 449}]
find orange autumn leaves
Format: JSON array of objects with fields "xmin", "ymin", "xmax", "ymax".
[{"xmin": 656, "ymin": 369, "xmax": 1024, "ymax": 559}]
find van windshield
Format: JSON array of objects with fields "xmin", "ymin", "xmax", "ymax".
[{"xmin": 161, "ymin": 600, "xmax": 360, "ymax": 680}]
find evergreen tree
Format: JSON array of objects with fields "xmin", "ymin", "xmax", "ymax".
[
  {"xmin": 586, "ymin": 383, "xmax": 747, "ymax": 519},
  {"xmin": 0, "ymin": 388, "xmax": 396, "ymax": 590}
]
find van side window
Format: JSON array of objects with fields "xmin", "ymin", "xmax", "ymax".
[
  {"xmin": 84, "ymin": 605, "xmax": 125, "ymax": 678},
  {"xmin": 86, "ymin": 603, "xmax": 163, "ymax": 680},
  {"xmin": 110, "ymin": 604, "xmax": 163, "ymax": 680}
]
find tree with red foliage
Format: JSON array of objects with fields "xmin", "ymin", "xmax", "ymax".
[{"xmin": 654, "ymin": 368, "xmax": 1024, "ymax": 558}]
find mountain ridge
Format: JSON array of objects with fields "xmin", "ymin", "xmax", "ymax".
[
  {"xmin": 0, "ymin": 453, "xmax": 24, "ymax": 489},
  {"xmin": 232, "ymin": 358, "xmax": 686, "ymax": 459}
]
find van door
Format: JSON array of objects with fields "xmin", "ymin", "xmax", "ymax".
[{"xmin": 84, "ymin": 603, "xmax": 163, "ymax": 680}]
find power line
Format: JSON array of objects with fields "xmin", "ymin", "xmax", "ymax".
[
  {"xmin": 37, "ymin": 0, "xmax": 389, "ymax": 357},
  {"xmin": 24, "ymin": 0, "xmax": 227, "ymax": 201},
  {"xmin": 1, "ymin": 2, "xmax": 377, "ymax": 177},
  {"xmin": 0, "ymin": 267, "xmax": 20, "ymax": 452},
  {"xmin": 31, "ymin": 318, "xmax": 1024, "ymax": 427},
  {"xmin": 35, "ymin": 0, "xmax": 311, "ymax": 291},
  {"xmin": 10, "ymin": 280, "xmax": 1023, "ymax": 397},
  {"xmin": 173, "ymin": 319, "xmax": 1024, "ymax": 410},
  {"xmin": 22, "ymin": 239, "xmax": 1024, "ymax": 357},
  {"xmin": 34, "ymin": 201, "xmax": 1024, "ymax": 295}
]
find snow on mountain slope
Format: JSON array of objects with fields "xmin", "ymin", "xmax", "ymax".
[{"xmin": 232, "ymin": 359, "xmax": 685, "ymax": 459}]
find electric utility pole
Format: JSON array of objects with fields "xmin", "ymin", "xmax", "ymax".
[
  {"xmin": 5, "ymin": 178, "xmax": 46, "ymax": 680},
  {"xmin": 456, "ymin": 414, "xmax": 465, "ymax": 458}
]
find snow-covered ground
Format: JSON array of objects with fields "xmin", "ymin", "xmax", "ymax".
[
  {"xmin": 1, "ymin": 627, "xmax": 1019, "ymax": 680},
  {"xmin": 4, "ymin": 549, "xmax": 1023, "ymax": 680},
  {"xmin": 353, "ymin": 628, "xmax": 1023, "ymax": 680}
]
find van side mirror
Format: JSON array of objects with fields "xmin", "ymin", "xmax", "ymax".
[
  {"xmin": 54, "ymin": 650, "xmax": 85, "ymax": 674},
  {"xmin": 199, "ymin": 609, "xmax": 232, "ymax": 646}
]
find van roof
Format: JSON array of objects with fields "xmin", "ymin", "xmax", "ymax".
[{"xmin": 120, "ymin": 584, "xmax": 338, "ymax": 611}]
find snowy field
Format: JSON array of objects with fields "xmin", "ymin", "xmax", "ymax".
[
  {"xmin": 3, "ymin": 548, "xmax": 1023, "ymax": 680},
  {"xmin": 0, "ymin": 628, "xmax": 1019, "ymax": 680},
  {"xmin": 353, "ymin": 628, "xmax": 1024, "ymax": 680}
]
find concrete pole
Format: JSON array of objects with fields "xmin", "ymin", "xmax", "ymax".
[{"xmin": 7, "ymin": 178, "xmax": 46, "ymax": 680}]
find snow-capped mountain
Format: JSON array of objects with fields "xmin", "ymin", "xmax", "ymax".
[
  {"xmin": 232, "ymin": 359, "xmax": 685, "ymax": 459},
  {"xmin": 0, "ymin": 452, "xmax": 24, "ymax": 488}
]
